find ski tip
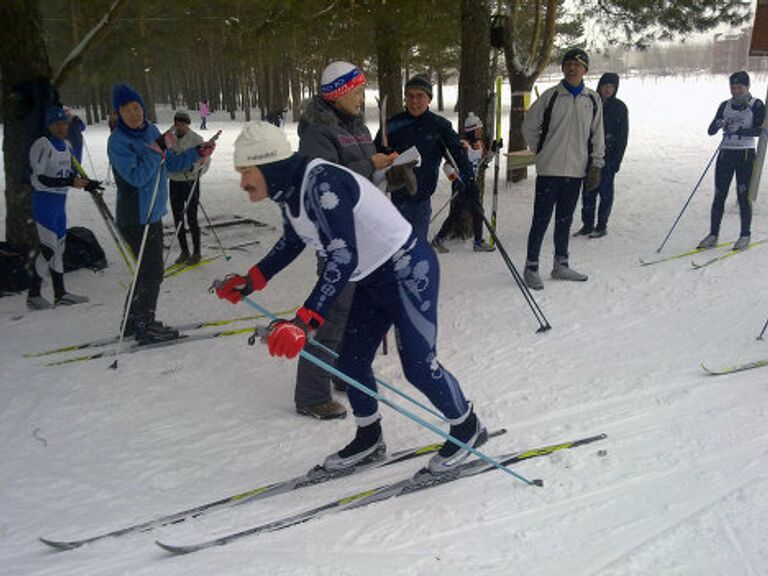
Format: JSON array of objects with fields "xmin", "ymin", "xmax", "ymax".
[
  {"xmin": 156, "ymin": 540, "xmax": 193, "ymax": 555},
  {"xmin": 531, "ymin": 479, "xmax": 544, "ymax": 488},
  {"xmin": 109, "ymin": 360, "xmax": 118, "ymax": 370},
  {"xmin": 39, "ymin": 537, "xmax": 81, "ymax": 550},
  {"xmin": 536, "ymin": 325, "xmax": 552, "ymax": 334}
]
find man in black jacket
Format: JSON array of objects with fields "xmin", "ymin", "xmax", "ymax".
[
  {"xmin": 375, "ymin": 75, "xmax": 476, "ymax": 241},
  {"xmin": 575, "ymin": 72, "xmax": 629, "ymax": 238}
]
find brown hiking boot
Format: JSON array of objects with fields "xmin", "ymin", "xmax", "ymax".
[{"xmin": 296, "ymin": 399, "xmax": 347, "ymax": 420}]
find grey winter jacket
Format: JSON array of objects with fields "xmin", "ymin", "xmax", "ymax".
[{"xmin": 297, "ymin": 96, "xmax": 376, "ymax": 179}]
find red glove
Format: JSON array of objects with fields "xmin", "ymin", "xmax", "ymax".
[
  {"xmin": 197, "ymin": 141, "xmax": 216, "ymax": 158},
  {"xmin": 266, "ymin": 307, "xmax": 324, "ymax": 359},
  {"xmin": 214, "ymin": 266, "xmax": 267, "ymax": 304}
]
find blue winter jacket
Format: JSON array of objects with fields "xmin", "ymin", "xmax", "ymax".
[{"xmin": 108, "ymin": 123, "xmax": 200, "ymax": 226}]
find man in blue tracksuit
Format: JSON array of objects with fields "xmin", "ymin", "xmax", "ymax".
[
  {"xmin": 698, "ymin": 71, "xmax": 766, "ymax": 252},
  {"xmin": 108, "ymin": 83, "xmax": 215, "ymax": 343},
  {"xmin": 374, "ymin": 75, "xmax": 480, "ymax": 244},
  {"xmin": 215, "ymin": 121, "xmax": 486, "ymax": 475}
]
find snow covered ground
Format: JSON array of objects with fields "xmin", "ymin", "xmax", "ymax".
[{"xmin": 1, "ymin": 74, "xmax": 767, "ymax": 576}]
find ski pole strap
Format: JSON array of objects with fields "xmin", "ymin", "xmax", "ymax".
[{"xmin": 241, "ymin": 296, "xmax": 448, "ymax": 422}]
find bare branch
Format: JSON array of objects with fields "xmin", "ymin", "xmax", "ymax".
[{"xmin": 52, "ymin": 0, "xmax": 130, "ymax": 87}]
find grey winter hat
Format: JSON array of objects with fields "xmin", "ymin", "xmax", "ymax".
[
  {"xmin": 562, "ymin": 48, "xmax": 589, "ymax": 71},
  {"xmin": 234, "ymin": 121, "xmax": 293, "ymax": 167},
  {"xmin": 405, "ymin": 75, "xmax": 433, "ymax": 99}
]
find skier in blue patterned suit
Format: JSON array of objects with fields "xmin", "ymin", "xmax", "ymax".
[
  {"xmin": 698, "ymin": 70, "xmax": 766, "ymax": 252},
  {"xmin": 27, "ymin": 106, "xmax": 98, "ymax": 310},
  {"xmin": 215, "ymin": 121, "xmax": 486, "ymax": 474}
]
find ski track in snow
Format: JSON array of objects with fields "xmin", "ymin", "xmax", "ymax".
[{"xmin": 2, "ymin": 74, "xmax": 768, "ymax": 575}]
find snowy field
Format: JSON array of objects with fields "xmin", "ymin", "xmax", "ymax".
[{"xmin": 1, "ymin": 74, "xmax": 767, "ymax": 576}]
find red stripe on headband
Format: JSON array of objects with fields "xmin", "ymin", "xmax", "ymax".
[{"xmin": 322, "ymin": 73, "xmax": 366, "ymax": 101}]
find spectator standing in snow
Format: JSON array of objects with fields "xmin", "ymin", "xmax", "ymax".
[
  {"xmin": 168, "ymin": 110, "xmax": 206, "ymax": 265},
  {"xmin": 108, "ymin": 84, "xmax": 215, "ymax": 344},
  {"xmin": 697, "ymin": 71, "xmax": 766, "ymax": 252},
  {"xmin": 293, "ymin": 61, "xmax": 397, "ymax": 421},
  {"xmin": 575, "ymin": 72, "xmax": 629, "ymax": 239},
  {"xmin": 216, "ymin": 121, "xmax": 487, "ymax": 475},
  {"xmin": 521, "ymin": 48, "xmax": 604, "ymax": 290},
  {"xmin": 375, "ymin": 75, "xmax": 486, "ymax": 247},
  {"xmin": 26, "ymin": 106, "xmax": 96, "ymax": 310},
  {"xmin": 431, "ymin": 111, "xmax": 494, "ymax": 253},
  {"xmin": 199, "ymin": 99, "xmax": 210, "ymax": 130}
]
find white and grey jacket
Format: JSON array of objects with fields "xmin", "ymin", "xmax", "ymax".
[{"xmin": 522, "ymin": 81, "xmax": 605, "ymax": 178}]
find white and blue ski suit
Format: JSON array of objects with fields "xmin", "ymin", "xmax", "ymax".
[
  {"xmin": 256, "ymin": 155, "xmax": 471, "ymax": 423},
  {"xmin": 29, "ymin": 135, "xmax": 76, "ymax": 286}
]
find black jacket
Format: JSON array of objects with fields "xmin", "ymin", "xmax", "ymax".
[
  {"xmin": 375, "ymin": 109, "xmax": 474, "ymax": 203},
  {"xmin": 597, "ymin": 74, "xmax": 629, "ymax": 173}
]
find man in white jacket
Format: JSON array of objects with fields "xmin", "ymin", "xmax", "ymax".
[{"xmin": 521, "ymin": 48, "xmax": 605, "ymax": 290}]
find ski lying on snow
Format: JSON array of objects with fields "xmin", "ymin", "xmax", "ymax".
[
  {"xmin": 39, "ymin": 429, "xmax": 506, "ymax": 550},
  {"xmin": 24, "ymin": 307, "xmax": 298, "ymax": 358},
  {"xmin": 156, "ymin": 433, "xmax": 607, "ymax": 555},
  {"xmin": 701, "ymin": 359, "xmax": 768, "ymax": 376},
  {"xmin": 638, "ymin": 241, "xmax": 731, "ymax": 266},
  {"xmin": 690, "ymin": 239, "xmax": 767, "ymax": 269},
  {"xmin": 42, "ymin": 326, "xmax": 256, "ymax": 367},
  {"xmin": 163, "ymin": 256, "xmax": 219, "ymax": 278}
]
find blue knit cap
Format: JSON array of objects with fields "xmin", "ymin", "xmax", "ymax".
[
  {"xmin": 45, "ymin": 106, "xmax": 68, "ymax": 126},
  {"xmin": 112, "ymin": 83, "xmax": 145, "ymax": 111}
]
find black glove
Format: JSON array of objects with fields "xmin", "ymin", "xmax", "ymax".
[
  {"xmin": 386, "ymin": 162, "xmax": 418, "ymax": 196},
  {"xmin": 585, "ymin": 165, "xmax": 602, "ymax": 192},
  {"xmin": 84, "ymin": 179, "xmax": 104, "ymax": 193}
]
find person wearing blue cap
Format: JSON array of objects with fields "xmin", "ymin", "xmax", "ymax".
[
  {"xmin": 27, "ymin": 106, "xmax": 101, "ymax": 310},
  {"xmin": 697, "ymin": 71, "xmax": 766, "ymax": 252},
  {"xmin": 108, "ymin": 83, "xmax": 216, "ymax": 344}
]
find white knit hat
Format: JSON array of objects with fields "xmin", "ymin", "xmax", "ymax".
[
  {"xmin": 320, "ymin": 61, "xmax": 366, "ymax": 101},
  {"xmin": 464, "ymin": 112, "xmax": 483, "ymax": 131},
  {"xmin": 234, "ymin": 121, "xmax": 293, "ymax": 167}
]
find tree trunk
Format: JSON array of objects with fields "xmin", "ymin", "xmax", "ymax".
[
  {"xmin": 440, "ymin": 0, "xmax": 492, "ymax": 241},
  {"xmin": 0, "ymin": 1, "xmax": 55, "ymax": 245},
  {"xmin": 374, "ymin": 4, "xmax": 403, "ymax": 114}
]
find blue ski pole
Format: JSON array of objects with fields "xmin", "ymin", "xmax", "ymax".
[
  {"xmin": 246, "ymin": 299, "xmax": 542, "ymax": 487},
  {"xmin": 241, "ymin": 296, "xmax": 447, "ymax": 423}
]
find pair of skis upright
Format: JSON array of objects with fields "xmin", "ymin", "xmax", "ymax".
[{"xmin": 38, "ymin": 431, "xmax": 607, "ymax": 554}]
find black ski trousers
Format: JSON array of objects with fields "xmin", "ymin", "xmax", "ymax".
[
  {"xmin": 170, "ymin": 179, "xmax": 200, "ymax": 254},
  {"xmin": 710, "ymin": 148, "xmax": 754, "ymax": 237},
  {"xmin": 119, "ymin": 222, "xmax": 164, "ymax": 324},
  {"xmin": 526, "ymin": 176, "xmax": 582, "ymax": 264},
  {"xmin": 580, "ymin": 167, "xmax": 616, "ymax": 232}
]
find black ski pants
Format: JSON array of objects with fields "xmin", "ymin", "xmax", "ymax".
[
  {"xmin": 170, "ymin": 179, "xmax": 201, "ymax": 254},
  {"xmin": 119, "ymin": 222, "xmax": 164, "ymax": 324},
  {"xmin": 580, "ymin": 167, "xmax": 616, "ymax": 232},
  {"xmin": 526, "ymin": 176, "xmax": 582, "ymax": 264},
  {"xmin": 710, "ymin": 148, "xmax": 754, "ymax": 237}
]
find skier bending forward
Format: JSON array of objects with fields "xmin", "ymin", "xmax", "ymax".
[{"xmin": 215, "ymin": 121, "xmax": 486, "ymax": 474}]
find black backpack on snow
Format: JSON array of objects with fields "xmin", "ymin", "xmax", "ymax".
[
  {"xmin": 0, "ymin": 242, "xmax": 31, "ymax": 295},
  {"xmin": 64, "ymin": 226, "xmax": 108, "ymax": 272}
]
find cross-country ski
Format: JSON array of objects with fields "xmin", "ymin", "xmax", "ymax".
[{"xmin": 156, "ymin": 434, "xmax": 606, "ymax": 555}]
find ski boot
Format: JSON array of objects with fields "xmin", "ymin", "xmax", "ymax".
[
  {"xmin": 428, "ymin": 405, "xmax": 487, "ymax": 474},
  {"xmin": 323, "ymin": 418, "xmax": 386, "ymax": 471}
]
